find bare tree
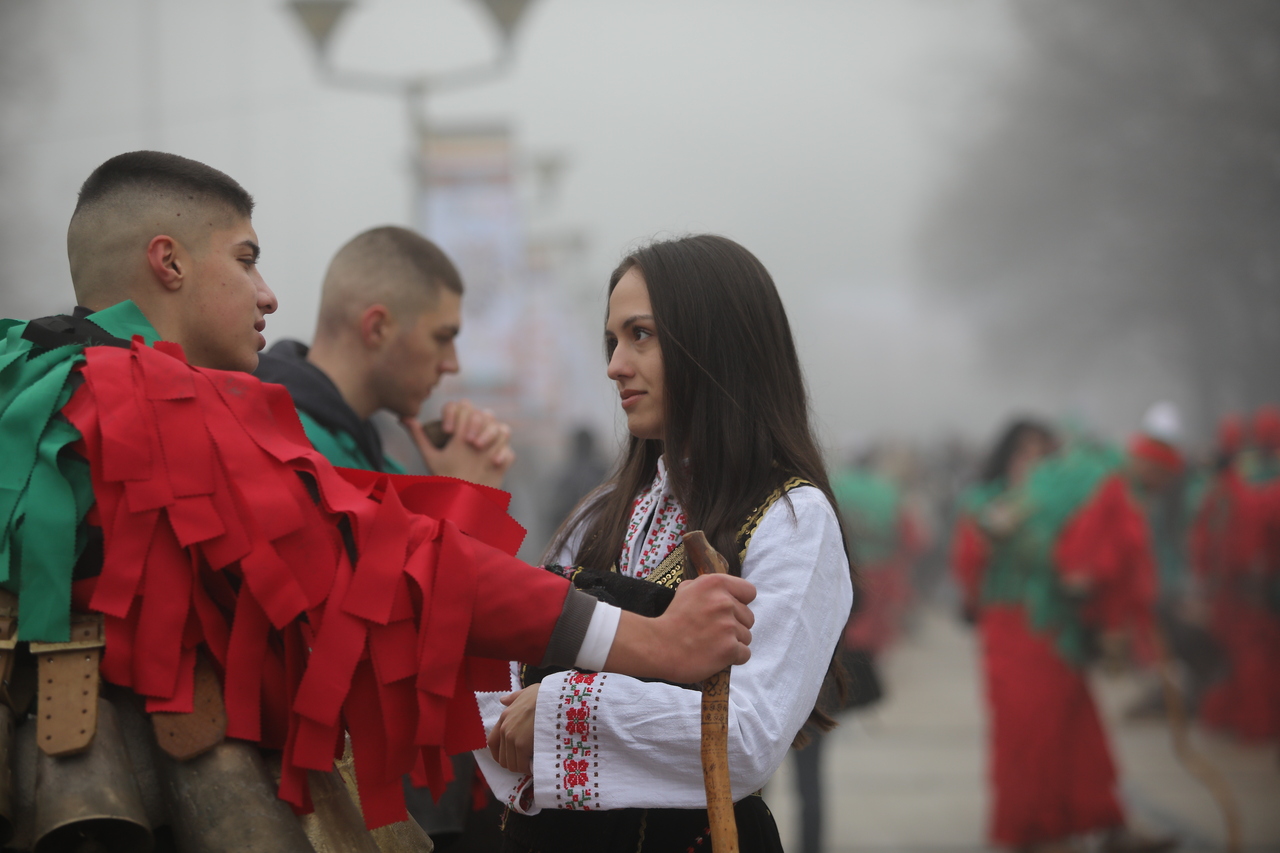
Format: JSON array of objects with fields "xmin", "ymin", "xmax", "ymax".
[{"xmin": 924, "ymin": 0, "xmax": 1280, "ymax": 429}]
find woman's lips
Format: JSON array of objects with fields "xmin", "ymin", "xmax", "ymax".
[{"xmin": 620, "ymin": 390, "xmax": 644, "ymax": 410}]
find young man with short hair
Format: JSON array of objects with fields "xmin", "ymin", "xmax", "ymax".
[
  {"xmin": 254, "ymin": 225, "xmax": 528, "ymax": 848},
  {"xmin": 255, "ymin": 225, "xmax": 512, "ymax": 486},
  {"xmin": 0, "ymin": 151, "xmax": 756, "ymax": 849}
]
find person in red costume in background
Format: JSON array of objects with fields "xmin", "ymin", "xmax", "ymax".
[
  {"xmin": 1118, "ymin": 406, "xmax": 1194, "ymax": 706},
  {"xmin": 1193, "ymin": 408, "xmax": 1280, "ymax": 741},
  {"xmin": 838, "ymin": 448, "xmax": 926, "ymax": 659},
  {"xmin": 0, "ymin": 151, "xmax": 757, "ymax": 852},
  {"xmin": 1246, "ymin": 407, "xmax": 1280, "ymax": 588},
  {"xmin": 953, "ymin": 418, "xmax": 1175, "ymax": 853},
  {"xmin": 1251, "ymin": 405, "xmax": 1280, "ymax": 587}
]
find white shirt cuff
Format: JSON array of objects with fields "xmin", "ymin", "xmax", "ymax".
[{"xmin": 573, "ymin": 601, "xmax": 621, "ymax": 672}]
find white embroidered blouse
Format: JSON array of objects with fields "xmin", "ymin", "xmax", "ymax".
[{"xmin": 475, "ymin": 457, "xmax": 853, "ymax": 813}]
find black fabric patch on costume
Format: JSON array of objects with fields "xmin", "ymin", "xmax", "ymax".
[{"xmin": 22, "ymin": 311, "xmax": 130, "ymax": 352}]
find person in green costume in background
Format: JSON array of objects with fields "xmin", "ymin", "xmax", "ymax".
[
  {"xmin": 787, "ymin": 449, "xmax": 922, "ymax": 853},
  {"xmin": 952, "ymin": 418, "xmax": 1176, "ymax": 853},
  {"xmin": 255, "ymin": 225, "xmax": 520, "ymax": 850}
]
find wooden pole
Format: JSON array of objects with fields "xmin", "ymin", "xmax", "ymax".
[{"xmin": 682, "ymin": 531, "xmax": 739, "ymax": 853}]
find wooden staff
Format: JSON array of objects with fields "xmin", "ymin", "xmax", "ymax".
[
  {"xmin": 1149, "ymin": 627, "xmax": 1242, "ymax": 853},
  {"xmin": 682, "ymin": 531, "xmax": 739, "ymax": 853}
]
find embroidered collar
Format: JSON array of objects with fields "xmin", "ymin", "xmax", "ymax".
[{"xmin": 617, "ymin": 457, "xmax": 689, "ymax": 580}]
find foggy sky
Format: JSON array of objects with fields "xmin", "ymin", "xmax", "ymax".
[{"xmin": 1, "ymin": 0, "xmax": 1189, "ymax": 448}]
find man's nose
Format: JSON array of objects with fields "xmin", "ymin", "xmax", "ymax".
[{"xmin": 258, "ymin": 279, "xmax": 279, "ymax": 315}]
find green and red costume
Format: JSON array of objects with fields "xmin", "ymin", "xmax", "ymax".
[
  {"xmin": 833, "ymin": 468, "xmax": 922, "ymax": 655},
  {"xmin": 951, "ymin": 445, "xmax": 1157, "ymax": 848},
  {"xmin": 1192, "ymin": 423, "xmax": 1280, "ymax": 741},
  {"xmin": 0, "ymin": 301, "xmax": 581, "ymax": 829}
]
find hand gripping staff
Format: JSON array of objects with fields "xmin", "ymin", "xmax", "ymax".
[{"xmin": 681, "ymin": 531, "xmax": 739, "ymax": 853}]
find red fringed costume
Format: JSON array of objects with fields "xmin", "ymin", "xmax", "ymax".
[
  {"xmin": 1191, "ymin": 463, "xmax": 1280, "ymax": 741},
  {"xmin": 62, "ymin": 339, "xmax": 573, "ymax": 828}
]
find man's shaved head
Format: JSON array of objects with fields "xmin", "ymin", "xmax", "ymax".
[
  {"xmin": 317, "ymin": 226, "xmax": 463, "ymax": 337},
  {"xmin": 67, "ymin": 151, "xmax": 255, "ymax": 308}
]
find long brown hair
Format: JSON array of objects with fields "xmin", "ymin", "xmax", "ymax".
[{"xmin": 547, "ymin": 234, "xmax": 852, "ymax": 743}]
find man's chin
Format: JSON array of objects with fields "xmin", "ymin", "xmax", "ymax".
[{"xmin": 184, "ymin": 348, "xmax": 257, "ymax": 373}]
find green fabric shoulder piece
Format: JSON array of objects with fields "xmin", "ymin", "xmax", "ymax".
[
  {"xmin": 958, "ymin": 479, "xmax": 1004, "ymax": 516},
  {"xmin": 296, "ymin": 410, "xmax": 405, "ymax": 474},
  {"xmin": 0, "ymin": 319, "xmax": 93, "ymax": 642},
  {"xmin": 298, "ymin": 411, "xmax": 371, "ymax": 469},
  {"xmin": 85, "ymin": 300, "xmax": 160, "ymax": 345},
  {"xmin": 384, "ymin": 452, "xmax": 407, "ymax": 476},
  {"xmin": 1021, "ymin": 442, "xmax": 1123, "ymax": 537},
  {"xmin": 833, "ymin": 469, "xmax": 901, "ymax": 564},
  {"xmin": 1183, "ymin": 468, "xmax": 1211, "ymax": 518},
  {"xmin": 1241, "ymin": 450, "xmax": 1280, "ymax": 485}
]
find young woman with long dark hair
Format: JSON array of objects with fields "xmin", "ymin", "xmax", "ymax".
[{"xmin": 477, "ymin": 234, "xmax": 854, "ymax": 852}]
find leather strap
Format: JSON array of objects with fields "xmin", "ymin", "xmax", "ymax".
[
  {"xmin": 30, "ymin": 612, "xmax": 104, "ymax": 756},
  {"xmin": 152, "ymin": 652, "xmax": 228, "ymax": 760}
]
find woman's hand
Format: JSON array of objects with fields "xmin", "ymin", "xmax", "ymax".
[{"xmin": 488, "ymin": 683, "xmax": 540, "ymax": 774}]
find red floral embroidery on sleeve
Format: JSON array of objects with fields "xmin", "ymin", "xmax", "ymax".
[{"xmin": 553, "ymin": 672, "xmax": 606, "ymax": 809}]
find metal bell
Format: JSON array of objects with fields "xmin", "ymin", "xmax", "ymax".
[
  {"xmin": 30, "ymin": 697, "xmax": 153, "ymax": 853},
  {"xmin": 298, "ymin": 768, "xmax": 382, "ymax": 853},
  {"xmin": 153, "ymin": 738, "xmax": 313, "ymax": 853},
  {"xmin": 0, "ymin": 703, "xmax": 16, "ymax": 846}
]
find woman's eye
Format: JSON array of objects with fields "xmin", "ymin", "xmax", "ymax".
[{"xmin": 633, "ymin": 327, "xmax": 652, "ymax": 341}]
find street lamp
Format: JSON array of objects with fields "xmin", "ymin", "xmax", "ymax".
[
  {"xmin": 287, "ymin": 0, "xmax": 535, "ymax": 87},
  {"xmin": 287, "ymin": 0, "xmax": 354, "ymax": 60},
  {"xmin": 286, "ymin": 0, "xmax": 537, "ymax": 214}
]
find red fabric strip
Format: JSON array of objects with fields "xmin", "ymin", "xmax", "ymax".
[
  {"xmin": 190, "ymin": 567, "xmax": 230, "ymax": 668},
  {"xmin": 292, "ymin": 557, "xmax": 368, "ymax": 728},
  {"xmin": 344, "ymin": 660, "xmax": 408, "ymax": 828},
  {"xmin": 146, "ymin": 646, "xmax": 196, "ymax": 714},
  {"xmin": 131, "ymin": 523, "xmax": 192, "ymax": 698},
  {"xmin": 91, "ymin": 505, "xmax": 157, "ymax": 618},
  {"xmin": 344, "ymin": 480, "xmax": 412, "ymax": 625},
  {"xmin": 166, "ymin": 496, "xmax": 224, "ymax": 548},
  {"xmin": 224, "ymin": 589, "xmax": 271, "ymax": 742},
  {"xmin": 239, "ymin": 542, "xmax": 310, "ymax": 630}
]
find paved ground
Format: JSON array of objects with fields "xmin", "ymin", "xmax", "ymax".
[{"xmin": 763, "ymin": 606, "xmax": 1280, "ymax": 853}]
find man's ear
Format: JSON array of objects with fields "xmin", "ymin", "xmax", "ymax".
[
  {"xmin": 359, "ymin": 304, "xmax": 394, "ymax": 349},
  {"xmin": 146, "ymin": 235, "xmax": 185, "ymax": 291}
]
